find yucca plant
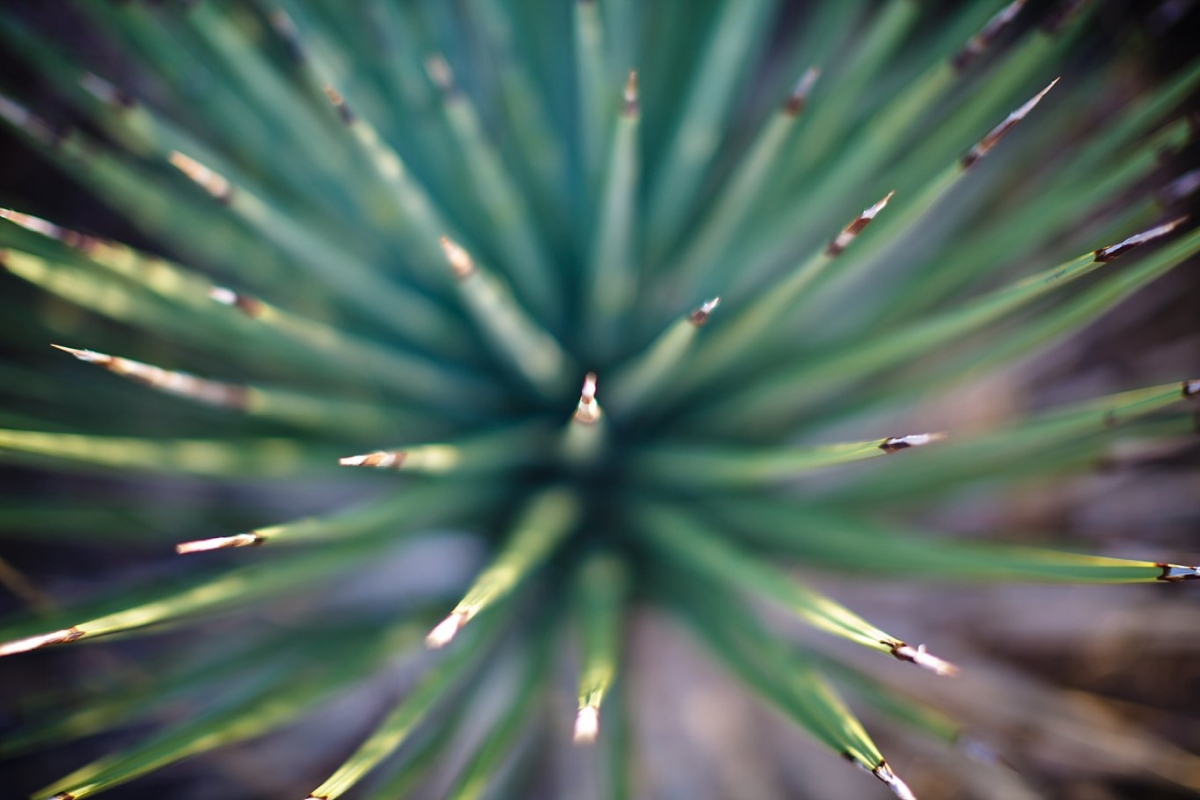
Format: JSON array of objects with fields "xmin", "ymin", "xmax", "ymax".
[{"xmin": 1, "ymin": 1, "xmax": 1198, "ymax": 798}]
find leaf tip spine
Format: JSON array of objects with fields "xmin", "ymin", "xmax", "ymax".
[
  {"xmin": 961, "ymin": 78, "xmax": 1059, "ymax": 169},
  {"xmin": 951, "ymin": 0, "xmax": 1026, "ymax": 73},
  {"xmin": 879, "ymin": 431, "xmax": 947, "ymax": 453},
  {"xmin": 623, "ymin": 70, "xmax": 640, "ymax": 116},
  {"xmin": 889, "ymin": 642, "xmax": 958, "ymax": 676},
  {"xmin": 827, "ymin": 190, "xmax": 896, "ymax": 257},
  {"xmin": 209, "ymin": 286, "xmax": 265, "ymax": 317},
  {"xmin": 574, "ymin": 372, "xmax": 603, "ymax": 425},
  {"xmin": 573, "ymin": 704, "xmax": 600, "ymax": 744},
  {"xmin": 783, "ymin": 66, "xmax": 820, "ymax": 116},
  {"xmin": 176, "ymin": 533, "xmax": 263, "ymax": 554},
  {"xmin": 0, "ymin": 626, "xmax": 83, "ymax": 658},
  {"xmin": 1093, "ymin": 216, "xmax": 1187, "ymax": 262},
  {"xmin": 426, "ymin": 611, "xmax": 468, "ymax": 649},
  {"xmin": 440, "ymin": 236, "xmax": 476, "ymax": 280},
  {"xmin": 1157, "ymin": 563, "xmax": 1200, "ymax": 581},
  {"xmin": 872, "ymin": 760, "xmax": 919, "ymax": 800},
  {"xmin": 168, "ymin": 151, "xmax": 232, "ymax": 203},
  {"xmin": 688, "ymin": 297, "xmax": 721, "ymax": 326}
]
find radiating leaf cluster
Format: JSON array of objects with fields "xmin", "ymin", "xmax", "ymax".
[{"xmin": 0, "ymin": 2, "xmax": 1198, "ymax": 799}]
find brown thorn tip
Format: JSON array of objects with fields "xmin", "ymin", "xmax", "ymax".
[
  {"xmin": 873, "ymin": 761, "xmax": 918, "ymax": 800},
  {"xmin": 0, "ymin": 207, "xmax": 49, "ymax": 232},
  {"xmin": 175, "ymin": 533, "xmax": 263, "ymax": 555},
  {"xmin": 50, "ymin": 343, "xmax": 107, "ymax": 363},
  {"xmin": 962, "ymin": 78, "xmax": 1058, "ymax": 169},
  {"xmin": 439, "ymin": 236, "xmax": 475, "ymax": 279},
  {"xmin": 952, "ymin": 0, "xmax": 1026, "ymax": 72},
  {"xmin": 689, "ymin": 297, "xmax": 721, "ymax": 326},
  {"xmin": 827, "ymin": 191, "xmax": 896, "ymax": 257},
  {"xmin": 879, "ymin": 431, "xmax": 947, "ymax": 453},
  {"xmin": 623, "ymin": 71, "xmax": 639, "ymax": 115},
  {"xmin": 1094, "ymin": 216, "xmax": 1187, "ymax": 262},
  {"xmin": 1157, "ymin": 563, "xmax": 1200, "ymax": 582},
  {"xmin": 0, "ymin": 627, "xmax": 84, "ymax": 658},
  {"xmin": 209, "ymin": 286, "xmax": 264, "ymax": 317},
  {"xmin": 52, "ymin": 794, "xmax": 76, "ymax": 800},
  {"xmin": 890, "ymin": 642, "xmax": 958, "ymax": 676},
  {"xmin": 784, "ymin": 66, "xmax": 820, "ymax": 115},
  {"xmin": 426, "ymin": 611, "xmax": 468, "ymax": 649},
  {"xmin": 168, "ymin": 151, "xmax": 232, "ymax": 202},
  {"xmin": 338, "ymin": 450, "xmax": 405, "ymax": 469},
  {"xmin": 574, "ymin": 372, "xmax": 603, "ymax": 425},
  {"xmin": 573, "ymin": 705, "xmax": 600, "ymax": 744}
]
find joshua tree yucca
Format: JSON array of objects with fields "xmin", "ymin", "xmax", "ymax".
[{"xmin": 0, "ymin": 1, "xmax": 1199, "ymax": 798}]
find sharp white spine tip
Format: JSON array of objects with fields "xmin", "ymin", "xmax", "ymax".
[
  {"xmin": 1094, "ymin": 216, "xmax": 1187, "ymax": 262},
  {"xmin": 439, "ymin": 236, "xmax": 475, "ymax": 279},
  {"xmin": 689, "ymin": 296, "xmax": 721, "ymax": 326},
  {"xmin": 892, "ymin": 643, "xmax": 958, "ymax": 677},
  {"xmin": 175, "ymin": 533, "xmax": 262, "ymax": 554},
  {"xmin": 880, "ymin": 431, "xmax": 948, "ymax": 453},
  {"xmin": 168, "ymin": 151, "xmax": 232, "ymax": 201},
  {"xmin": 573, "ymin": 705, "xmax": 600, "ymax": 744},
  {"xmin": 0, "ymin": 208, "xmax": 62, "ymax": 238},
  {"xmin": 574, "ymin": 372, "xmax": 603, "ymax": 425},
  {"xmin": 425, "ymin": 612, "xmax": 468, "ymax": 649},
  {"xmin": 209, "ymin": 286, "xmax": 238, "ymax": 305},
  {"xmin": 1157, "ymin": 563, "xmax": 1200, "ymax": 581},
  {"xmin": 50, "ymin": 344, "xmax": 106, "ymax": 363},
  {"xmin": 623, "ymin": 70, "xmax": 639, "ymax": 109},
  {"xmin": 873, "ymin": 762, "xmax": 919, "ymax": 800},
  {"xmin": 0, "ymin": 627, "xmax": 82, "ymax": 657},
  {"xmin": 963, "ymin": 78, "xmax": 1059, "ymax": 168},
  {"xmin": 338, "ymin": 450, "xmax": 404, "ymax": 469}
]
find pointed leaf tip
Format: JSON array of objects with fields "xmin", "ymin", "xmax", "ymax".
[
  {"xmin": 783, "ymin": 66, "xmax": 820, "ymax": 115},
  {"xmin": 873, "ymin": 761, "xmax": 919, "ymax": 800},
  {"xmin": 623, "ymin": 71, "xmax": 640, "ymax": 115},
  {"xmin": 338, "ymin": 451, "xmax": 405, "ymax": 468},
  {"xmin": 573, "ymin": 705, "xmax": 600, "ymax": 744},
  {"xmin": 574, "ymin": 372, "xmax": 603, "ymax": 425},
  {"xmin": 168, "ymin": 152, "xmax": 232, "ymax": 202},
  {"xmin": 50, "ymin": 343, "xmax": 105, "ymax": 363},
  {"xmin": 175, "ymin": 533, "xmax": 263, "ymax": 554},
  {"xmin": 1157, "ymin": 564, "xmax": 1200, "ymax": 581},
  {"xmin": 1094, "ymin": 217, "xmax": 1187, "ymax": 262},
  {"xmin": 952, "ymin": 0, "xmax": 1027, "ymax": 72},
  {"xmin": 879, "ymin": 432, "xmax": 947, "ymax": 453},
  {"xmin": 962, "ymin": 78, "xmax": 1059, "ymax": 168},
  {"xmin": 890, "ymin": 643, "xmax": 958, "ymax": 676},
  {"xmin": 0, "ymin": 627, "xmax": 83, "ymax": 658},
  {"xmin": 426, "ymin": 611, "xmax": 468, "ymax": 649},
  {"xmin": 439, "ymin": 236, "xmax": 475, "ymax": 279},
  {"xmin": 827, "ymin": 191, "xmax": 895, "ymax": 257},
  {"xmin": 689, "ymin": 297, "xmax": 721, "ymax": 326}
]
